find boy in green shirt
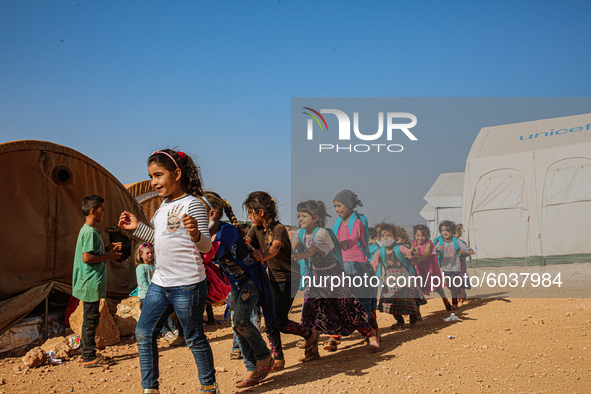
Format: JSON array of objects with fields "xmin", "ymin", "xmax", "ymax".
[{"xmin": 72, "ymin": 195, "xmax": 121, "ymax": 367}]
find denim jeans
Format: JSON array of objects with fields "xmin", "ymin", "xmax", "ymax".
[
  {"xmin": 81, "ymin": 301, "xmax": 100, "ymax": 362},
  {"xmin": 135, "ymin": 280, "xmax": 215, "ymax": 389},
  {"xmin": 231, "ymin": 306, "xmax": 261, "ymax": 352},
  {"xmin": 140, "ymin": 298, "xmax": 178, "ymax": 337},
  {"xmin": 228, "ymin": 279, "xmax": 270, "ymax": 371}
]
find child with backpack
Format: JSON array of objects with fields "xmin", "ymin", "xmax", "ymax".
[
  {"xmin": 292, "ymin": 200, "xmax": 380, "ymax": 356},
  {"xmin": 372, "ymin": 224, "xmax": 426, "ymax": 329},
  {"xmin": 411, "ymin": 224, "xmax": 451, "ymax": 311},
  {"xmin": 433, "ymin": 221, "xmax": 474, "ymax": 309},
  {"xmin": 329, "ymin": 190, "xmax": 379, "ymax": 351}
]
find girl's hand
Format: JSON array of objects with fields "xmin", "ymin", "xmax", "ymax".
[
  {"xmin": 181, "ymin": 214, "xmax": 200, "ymax": 240},
  {"xmin": 118, "ymin": 211, "xmax": 139, "ymax": 231},
  {"xmin": 436, "ymin": 245, "xmax": 444, "ymax": 253},
  {"xmin": 338, "ymin": 241, "xmax": 350, "ymax": 250},
  {"xmin": 252, "ymin": 249, "xmax": 263, "ymax": 262},
  {"xmin": 291, "ymin": 252, "xmax": 301, "ymax": 262}
]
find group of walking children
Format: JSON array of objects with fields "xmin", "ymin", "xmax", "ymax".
[{"xmin": 74, "ymin": 147, "xmax": 474, "ymax": 394}]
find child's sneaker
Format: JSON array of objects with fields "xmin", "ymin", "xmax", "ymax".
[{"xmin": 164, "ymin": 331, "xmax": 178, "ymax": 342}]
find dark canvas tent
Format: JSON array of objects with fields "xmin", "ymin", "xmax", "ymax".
[
  {"xmin": 125, "ymin": 180, "xmax": 164, "ymax": 221},
  {"xmin": 0, "ymin": 140, "xmax": 149, "ymax": 335}
]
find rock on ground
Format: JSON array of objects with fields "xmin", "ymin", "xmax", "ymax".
[
  {"xmin": 69, "ymin": 299, "xmax": 120, "ymax": 349},
  {"xmin": 114, "ymin": 297, "xmax": 141, "ymax": 337},
  {"xmin": 40, "ymin": 337, "xmax": 76, "ymax": 360},
  {"xmin": 22, "ymin": 347, "xmax": 47, "ymax": 368}
]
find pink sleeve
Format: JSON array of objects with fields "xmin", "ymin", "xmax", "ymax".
[
  {"xmin": 398, "ymin": 245, "xmax": 413, "ymax": 259},
  {"xmin": 370, "ymin": 251, "xmax": 380, "ymax": 273},
  {"xmin": 344, "ymin": 220, "xmax": 364, "ymax": 249},
  {"xmin": 201, "ymin": 241, "xmax": 220, "ymax": 264}
]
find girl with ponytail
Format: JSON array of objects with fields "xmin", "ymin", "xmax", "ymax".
[{"xmin": 203, "ymin": 191, "xmax": 277, "ymax": 388}]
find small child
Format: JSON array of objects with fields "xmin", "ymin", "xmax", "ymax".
[
  {"xmin": 135, "ymin": 242, "xmax": 179, "ymax": 342},
  {"xmin": 72, "ymin": 195, "xmax": 121, "ymax": 368},
  {"xmin": 118, "ymin": 149, "xmax": 218, "ymax": 393},
  {"xmin": 433, "ymin": 221, "xmax": 474, "ymax": 309},
  {"xmin": 292, "ymin": 200, "xmax": 379, "ymax": 355},
  {"xmin": 244, "ymin": 191, "xmax": 314, "ymax": 370},
  {"xmin": 411, "ymin": 224, "xmax": 451, "ymax": 311},
  {"xmin": 453, "ymin": 223, "xmax": 473, "ymax": 305},
  {"xmin": 372, "ymin": 224, "xmax": 425, "ymax": 329},
  {"xmin": 330, "ymin": 190, "xmax": 378, "ymax": 351}
]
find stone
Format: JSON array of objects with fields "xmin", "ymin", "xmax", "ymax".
[
  {"xmin": 22, "ymin": 347, "xmax": 48, "ymax": 368},
  {"xmin": 69, "ymin": 299, "xmax": 120, "ymax": 349},
  {"xmin": 114, "ymin": 297, "xmax": 142, "ymax": 337},
  {"xmin": 40, "ymin": 337, "xmax": 76, "ymax": 360}
]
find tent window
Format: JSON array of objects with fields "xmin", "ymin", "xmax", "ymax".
[
  {"xmin": 473, "ymin": 170, "xmax": 526, "ymax": 212},
  {"xmin": 545, "ymin": 161, "xmax": 591, "ymax": 206},
  {"xmin": 52, "ymin": 166, "xmax": 72, "ymax": 185}
]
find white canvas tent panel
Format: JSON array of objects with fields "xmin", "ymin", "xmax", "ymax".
[
  {"xmin": 423, "ymin": 172, "xmax": 464, "ymax": 237},
  {"xmin": 463, "ymin": 113, "xmax": 591, "ymax": 266},
  {"xmin": 419, "ymin": 203, "xmax": 436, "ymax": 238}
]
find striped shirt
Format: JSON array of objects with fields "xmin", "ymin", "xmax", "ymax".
[{"xmin": 134, "ymin": 194, "xmax": 211, "ymax": 287}]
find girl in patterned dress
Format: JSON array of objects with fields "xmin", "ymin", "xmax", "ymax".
[
  {"xmin": 372, "ymin": 224, "xmax": 426, "ymax": 329},
  {"xmin": 292, "ymin": 200, "xmax": 380, "ymax": 355}
]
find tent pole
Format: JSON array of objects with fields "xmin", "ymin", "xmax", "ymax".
[{"xmin": 44, "ymin": 297, "xmax": 49, "ymax": 342}]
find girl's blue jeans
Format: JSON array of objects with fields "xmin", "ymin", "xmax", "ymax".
[
  {"xmin": 231, "ymin": 306, "xmax": 261, "ymax": 352},
  {"xmin": 228, "ymin": 279, "xmax": 270, "ymax": 371},
  {"xmin": 135, "ymin": 281, "xmax": 215, "ymax": 390}
]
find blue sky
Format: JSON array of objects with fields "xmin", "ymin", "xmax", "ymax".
[{"xmin": 1, "ymin": 1, "xmax": 590, "ymax": 225}]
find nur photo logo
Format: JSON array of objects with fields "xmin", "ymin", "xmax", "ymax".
[{"xmin": 302, "ymin": 107, "xmax": 418, "ymax": 153}]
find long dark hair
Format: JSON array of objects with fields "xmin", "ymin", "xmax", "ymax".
[
  {"xmin": 413, "ymin": 224, "xmax": 431, "ymax": 240},
  {"xmin": 148, "ymin": 149, "xmax": 203, "ymax": 197},
  {"xmin": 296, "ymin": 200, "xmax": 331, "ymax": 228},
  {"xmin": 242, "ymin": 191, "xmax": 278, "ymax": 226},
  {"xmin": 204, "ymin": 191, "xmax": 246, "ymax": 239}
]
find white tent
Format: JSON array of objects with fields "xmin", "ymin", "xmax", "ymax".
[
  {"xmin": 423, "ymin": 172, "xmax": 464, "ymax": 238},
  {"xmin": 419, "ymin": 202, "xmax": 436, "ymax": 237},
  {"xmin": 463, "ymin": 113, "xmax": 591, "ymax": 267}
]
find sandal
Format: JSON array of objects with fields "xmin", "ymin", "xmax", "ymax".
[
  {"xmin": 251, "ymin": 357, "xmax": 274, "ymax": 382},
  {"xmin": 200, "ymin": 382, "xmax": 220, "ymax": 393},
  {"xmin": 271, "ymin": 359, "xmax": 285, "ymax": 371},
  {"xmin": 235, "ymin": 357, "xmax": 274, "ymax": 388},
  {"xmin": 83, "ymin": 355, "xmax": 115, "ymax": 368},
  {"xmin": 368, "ymin": 330, "xmax": 380, "ymax": 353},
  {"xmin": 230, "ymin": 349, "xmax": 243, "ymax": 360},
  {"xmin": 298, "ymin": 329, "xmax": 320, "ymax": 362},
  {"xmin": 323, "ymin": 337, "xmax": 341, "ymax": 351},
  {"xmin": 143, "ymin": 389, "xmax": 159, "ymax": 394},
  {"xmin": 442, "ymin": 298, "xmax": 452, "ymax": 311},
  {"xmin": 235, "ymin": 374, "xmax": 258, "ymax": 388}
]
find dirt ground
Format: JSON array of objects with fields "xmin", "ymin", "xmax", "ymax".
[{"xmin": 0, "ymin": 297, "xmax": 590, "ymax": 393}]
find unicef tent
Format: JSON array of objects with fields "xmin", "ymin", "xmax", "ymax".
[
  {"xmin": 0, "ymin": 140, "xmax": 149, "ymax": 336},
  {"xmin": 419, "ymin": 202, "xmax": 436, "ymax": 237},
  {"xmin": 423, "ymin": 172, "xmax": 464, "ymax": 237},
  {"xmin": 462, "ymin": 113, "xmax": 591, "ymax": 267}
]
